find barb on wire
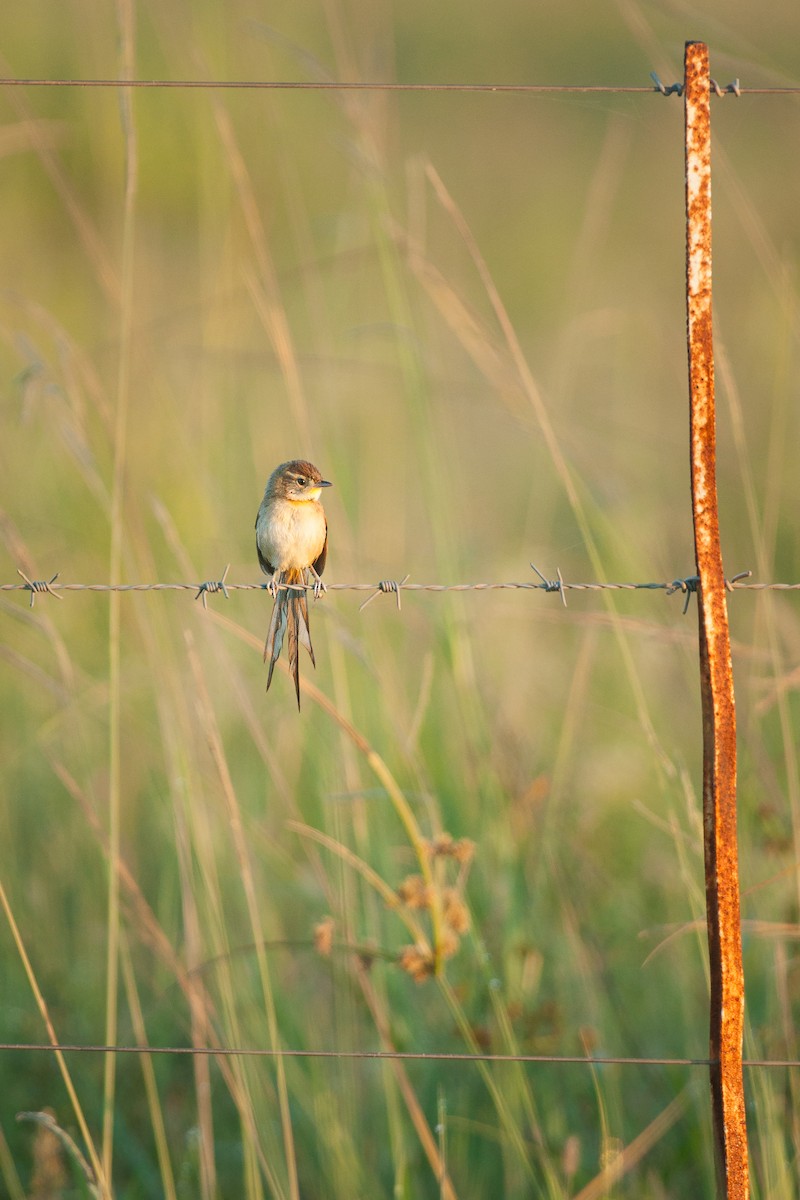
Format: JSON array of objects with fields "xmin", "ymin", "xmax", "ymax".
[
  {"xmin": 530, "ymin": 563, "xmax": 568, "ymax": 607},
  {"xmin": 16, "ymin": 570, "xmax": 61, "ymax": 608},
  {"xmin": 359, "ymin": 574, "xmax": 411, "ymax": 612},
  {"xmin": 195, "ymin": 564, "xmax": 231, "ymax": 609}
]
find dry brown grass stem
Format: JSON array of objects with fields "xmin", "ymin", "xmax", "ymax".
[
  {"xmin": 0, "ymin": 877, "xmax": 110, "ymax": 1198},
  {"xmin": 571, "ymin": 1090, "xmax": 690, "ymax": 1200}
]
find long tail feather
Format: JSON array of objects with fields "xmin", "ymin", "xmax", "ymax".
[
  {"xmin": 264, "ymin": 569, "xmax": 316, "ymax": 708},
  {"xmin": 264, "ymin": 574, "xmax": 289, "ymax": 690},
  {"xmin": 287, "ymin": 590, "xmax": 301, "ymax": 708},
  {"xmin": 296, "ymin": 588, "xmax": 315, "ymax": 665}
]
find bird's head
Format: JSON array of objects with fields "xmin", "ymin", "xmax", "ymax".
[{"xmin": 268, "ymin": 459, "xmax": 332, "ymax": 502}]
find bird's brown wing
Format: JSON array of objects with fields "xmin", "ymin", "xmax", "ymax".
[
  {"xmin": 257, "ymin": 541, "xmax": 276, "ymax": 576},
  {"xmin": 312, "ymin": 521, "xmax": 328, "ymax": 577}
]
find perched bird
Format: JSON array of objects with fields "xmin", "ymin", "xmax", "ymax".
[{"xmin": 255, "ymin": 459, "xmax": 332, "ymax": 708}]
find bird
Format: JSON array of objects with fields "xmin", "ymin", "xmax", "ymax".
[{"xmin": 255, "ymin": 459, "xmax": 332, "ymax": 709}]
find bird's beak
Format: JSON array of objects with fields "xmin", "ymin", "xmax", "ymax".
[{"xmin": 319, "ymin": 480, "xmax": 333, "ymax": 488}]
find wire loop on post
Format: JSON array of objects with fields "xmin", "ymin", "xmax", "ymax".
[
  {"xmin": 710, "ymin": 77, "xmax": 742, "ymax": 97},
  {"xmin": 668, "ymin": 574, "xmax": 700, "ymax": 614},
  {"xmin": 667, "ymin": 571, "xmax": 753, "ymax": 614},
  {"xmin": 651, "ymin": 71, "xmax": 684, "ymax": 97}
]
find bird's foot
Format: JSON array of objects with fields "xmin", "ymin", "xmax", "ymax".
[{"xmin": 309, "ymin": 567, "xmax": 327, "ymax": 600}]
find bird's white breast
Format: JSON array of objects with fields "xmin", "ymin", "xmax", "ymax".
[{"xmin": 256, "ymin": 499, "xmax": 326, "ymax": 572}]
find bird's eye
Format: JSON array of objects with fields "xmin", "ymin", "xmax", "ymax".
[{"xmin": 296, "ymin": 476, "xmax": 307, "ymax": 487}]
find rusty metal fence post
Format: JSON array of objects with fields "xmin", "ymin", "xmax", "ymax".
[{"xmin": 684, "ymin": 40, "xmax": 749, "ymax": 1199}]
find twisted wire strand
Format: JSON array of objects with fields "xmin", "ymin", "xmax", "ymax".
[
  {"xmin": 0, "ymin": 1040, "xmax": 796, "ymax": 1068},
  {"xmin": 0, "ymin": 1042, "xmax": 704, "ymax": 1063},
  {"xmin": 3, "ymin": 568, "xmax": 799, "ymax": 608},
  {"xmin": 0, "ymin": 77, "xmax": 760, "ymax": 93}
]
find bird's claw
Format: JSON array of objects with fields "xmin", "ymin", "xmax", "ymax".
[{"xmin": 308, "ymin": 566, "xmax": 327, "ymax": 600}]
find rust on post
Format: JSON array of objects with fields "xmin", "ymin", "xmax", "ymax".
[{"xmin": 684, "ymin": 41, "xmax": 749, "ymax": 1199}]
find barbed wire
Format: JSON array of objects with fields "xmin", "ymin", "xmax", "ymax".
[
  {"xmin": 1, "ymin": 74, "xmax": 784, "ymax": 94},
  {"xmin": 4, "ymin": 567, "xmax": 800, "ymax": 613},
  {"xmin": 0, "ymin": 1040, "xmax": 797, "ymax": 1068}
]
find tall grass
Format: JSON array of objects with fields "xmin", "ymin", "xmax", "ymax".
[{"xmin": 1, "ymin": 2, "xmax": 800, "ymax": 1196}]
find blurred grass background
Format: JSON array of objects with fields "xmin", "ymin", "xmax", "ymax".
[{"xmin": 1, "ymin": 0, "xmax": 800, "ymax": 1196}]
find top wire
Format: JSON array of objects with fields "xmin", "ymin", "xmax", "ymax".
[{"xmin": 1, "ymin": 76, "xmax": 792, "ymax": 92}]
